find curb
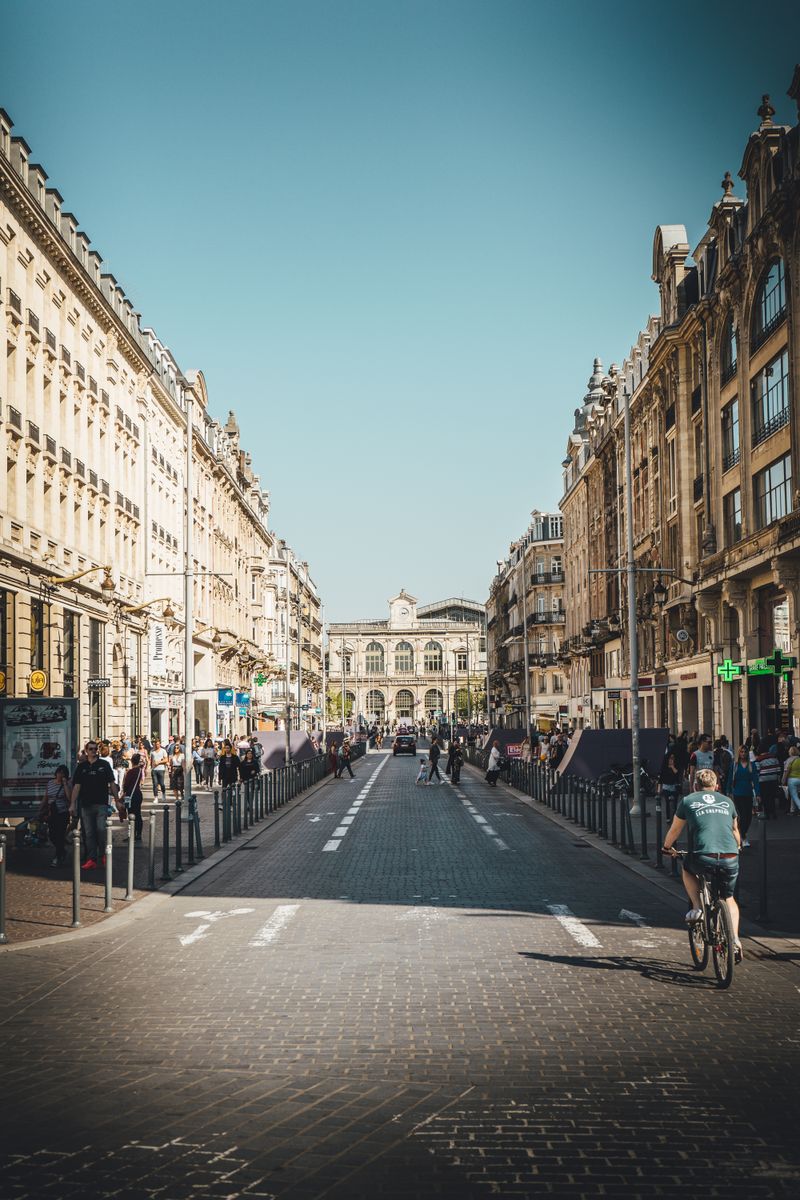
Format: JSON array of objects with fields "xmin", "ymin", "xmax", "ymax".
[
  {"xmin": 464, "ymin": 762, "xmax": 800, "ymax": 969},
  {"xmin": 0, "ymin": 759, "xmax": 368, "ymax": 953}
]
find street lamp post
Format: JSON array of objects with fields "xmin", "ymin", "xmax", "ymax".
[
  {"xmin": 183, "ymin": 388, "xmax": 195, "ymax": 805},
  {"xmin": 519, "ymin": 558, "xmax": 532, "ymax": 736}
]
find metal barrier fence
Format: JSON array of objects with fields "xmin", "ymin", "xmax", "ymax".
[
  {"xmin": 464, "ymin": 749, "xmax": 651, "ymax": 862},
  {"xmin": 0, "ymin": 744, "xmax": 362, "ymax": 942}
]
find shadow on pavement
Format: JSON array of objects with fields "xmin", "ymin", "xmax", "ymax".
[{"xmin": 518, "ymin": 949, "xmax": 721, "ymax": 989}]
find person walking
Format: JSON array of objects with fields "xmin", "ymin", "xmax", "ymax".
[
  {"xmin": 218, "ymin": 741, "xmax": 241, "ymax": 789},
  {"xmin": 201, "ymin": 737, "xmax": 216, "ymax": 788},
  {"xmin": 427, "ymin": 737, "xmax": 443, "ymax": 784},
  {"xmin": 336, "ymin": 739, "xmax": 354, "ymax": 779},
  {"xmin": 485, "ymin": 740, "xmax": 502, "ymax": 786},
  {"xmin": 150, "ymin": 738, "xmax": 168, "ymax": 800},
  {"xmin": 755, "ymin": 740, "xmax": 781, "ymax": 819},
  {"xmin": 70, "ymin": 740, "xmax": 119, "ymax": 870},
  {"xmin": 41, "ymin": 763, "xmax": 72, "ymax": 867},
  {"xmin": 192, "ymin": 738, "xmax": 203, "ymax": 786},
  {"xmin": 658, "ymin": 752, "xmax": 682, "ymax": 821},
  {"xmin": 781, "ymin": 744, "xmax": 800, "ymax": 816},
  {"xmin": 170, "ymin": 743, "xmax": 186, "ymax": 801},
  {"xmin": 729, "ymin": 745, "xmax": 758, "ymax": 848},
  {"xmin": 122, "ymin": 752, "xmax": 145, "ymax": 842},
  {"xmin": 451, "ymin": 741, "xmax": 463, "ymax": 784}
]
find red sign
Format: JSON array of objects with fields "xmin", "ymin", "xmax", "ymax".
[
  {"xmin": 505, "ymin": 743, "xmax": 524, "ymax": 758},
  {"xmin": 680, "ymin": 672, "xmax": 697, "ymax": 681}
]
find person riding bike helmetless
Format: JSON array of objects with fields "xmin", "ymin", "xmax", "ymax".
[{"xmin": 662, "ymin": 766, "xmax": 743, "ymax": 963}]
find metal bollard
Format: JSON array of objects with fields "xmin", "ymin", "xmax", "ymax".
[
  {"xmin": 214, "ymin": 789, "xmax": 221, "ymax": 848},
  {"xmin": 148, "ymin": 808, "xmax": 157, "ymax": 889},
  {"xmin": 71, "ymin": 818, "xmax": 81, "ymax": 927},
  {"xmin": 193, "ymin": 799, "xmax": 204, "ymax": 860},
  {"xmin": 756, "ymin": 811, "xmax": 769, "ymax": 924},
  {"xmin": 174, "ymin": 798, "xmax": 183, "ymax": 872},
  {"xmin": 187, "ymin": 796, "xmax": 196, "ymax": 867},
  {"xmin": 161, "ymin": 803, "xmax": 171, "ymax": 881},
  {"xmin": 243, "ymin": 781, "xmax": 250, "ymax": 831},
  {"xmin": 125, "ymin": 818, "xmax": 135, "ymax": 900},
  {"xmin": 103, "ymin": 817, "xmax": 114, "ymax": 913},
  {"xmin": 0, "ymin": 832, "xmax": 7, "ymax": 944},
  {"xmin": 655, "ymin": 796, "xmax": 663, "ymax": 870},
  {"xmin": 610, "ymin": 786, "xmax": 618, "ymax": 845}
]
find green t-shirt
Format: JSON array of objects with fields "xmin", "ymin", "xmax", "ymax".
[{"xmin": 676, "ymin": 790, "xmax": 739, "ymax": 855}]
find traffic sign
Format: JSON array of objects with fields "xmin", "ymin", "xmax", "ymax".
[{"xmin": 87, "ymin": 676, "xmax": 110, "ymax": 689}]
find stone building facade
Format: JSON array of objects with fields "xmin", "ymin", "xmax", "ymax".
[
  {"xmin": 328, "ymin": 591, "xmax": 486, "ymax": 726},
  {"xmin": 0, "ymin": 108, "xmax": 318, "ymax": 748},
  {"xmin": 560, "ymin": 74, "xmax": 800, "ymax": 744},
  {"xmin": 486, "ymin": 512, "xmax": 566, "ymax": 731}
]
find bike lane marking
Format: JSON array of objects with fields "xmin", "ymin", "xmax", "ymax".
[{"xmin": 249, "ymin": 904, "xmax": 300, "ymax": 947}]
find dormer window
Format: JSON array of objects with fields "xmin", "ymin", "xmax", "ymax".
[
  {"xmin": 720, "ymin": 313, "xmax": 738, "ymax": 385},
  {"xmin": 751, "ymin": 258, "xmax": 786, "ymax": 352}
]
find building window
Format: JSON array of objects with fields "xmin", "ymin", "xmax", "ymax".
[
  {"xmin": 666, "ymin": 437, "xmax": 677, "ymax": 516},
  {"xmin": 551, "ymin": 556, "xmax": 562, "ymax": 578},
  {"xmin": 88, "ymin": 618, "xmax": 104, "ymax": 739},
  {"xmin": 455, "ymin": 651, "xmax": 468, "ymax": 672},
  {"xmin": 424, "ymin": 688, "xmax": 443, "ymax": 716},
  {"xmin": 553, "ymin": 674, "xmax": 564, "ymax": 694},
  {"xmin": 30, "ymin": 599, "xmax": 46, "ymax": 674},
  {"xmin": 538, "ymin": 674, "xmax": 547, "ymax": 694},
  {"xmin": 751, "ymin": 258, "xmax": 786, "ymax": 350},
  {"xmin": 394, "ymin": 641, "xmax": 414, "ymax": 673},
  {"xmin": 720, "ymin": 313, "xmax": 738, "ymax": 385},
  {"xmin": 395, "ymin": 688, "xmax": 414, "ymax": 717},
  {"xmin": 341, "ymin": 653, "xmax": 352, "ymax": 674},
  {"xmin": 721, "ymin": 400, "xmax": 739, "ymax": 471},
  {"xmin": 0, "ymin": 589, "xmax": 12, "ymax": 695},
  {"xmin": 364, "ymin": 641, "xmax": 384, "ymax": 674},
  {"xmin": 366, "ymin": 688, "xmax": 385, "ymax": 717},
  {"xmin": 63, "ymin": 611, "xmax": 78, "ymax": 697},
  {"xmin": 423, "ymin": 641, "xmax": 442, "ymax": 672},
  {"xmin": 751, "ymin": 349, "xmax": 789, "ymax": 447},
  {"xmin": 723, "ymin": 488, "xmax": 742, "ymax": 546},
  {"xmin": 754, "ymin": 453, "xmax": 792, "ymax": 529}
]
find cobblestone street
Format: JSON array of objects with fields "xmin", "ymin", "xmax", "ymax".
[{"xmin": 2, "ymin": 749, "xmax": 799, "ymax": 1199}]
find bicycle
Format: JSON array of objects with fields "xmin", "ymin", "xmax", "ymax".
[{"xmin": 670, "ymin": 849, "xmax": 739, "ymax": 989}]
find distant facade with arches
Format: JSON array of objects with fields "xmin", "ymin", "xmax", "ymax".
[{"xmin": 329, "ymin": 591, "xmax": 487, "ymax": 725}]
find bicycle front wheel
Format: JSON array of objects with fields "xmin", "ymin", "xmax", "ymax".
[
  {"xmin": 711, "ymin": 901, "xmax": 735, "ymax": 989},
  {"xmin": 688, "ymin": 918, "xmax": 708, "ymax": 970}
]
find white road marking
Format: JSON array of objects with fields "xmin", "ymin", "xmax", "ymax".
[
  {"xmin": 474, "ymin": 816, "xmax": 487, "ymax": 825},
  {"xmin": 320, "ymin": 754, "xmax": 389, "ymax": 851},
  {"xmin": 249, "ymin": 904, "xmax": 299, "ymax": 947},
  {"xmin": 179, "ymin": 907, "xmax": 255, "ymax": 947},
  {"xmin": 482, "ymin": 825, "xmax": 498, "ymax": 836},
  {"xmin": 307, "ymin": 815, "xmax": 321, "ymax": 823},
  {"xmin": 493, "ymin": 838, "xmax": 509, "ymax": 850},
  {"xmin": 547, "ymin": 903, "xmax": 602, "ymax": 948}
]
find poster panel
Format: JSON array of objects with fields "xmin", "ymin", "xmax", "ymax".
[{"xmin": 0, "ymin": 698, "xmax": 79, "ymax": 806}]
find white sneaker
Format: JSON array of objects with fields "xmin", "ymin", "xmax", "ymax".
[
  {"xmin": 685, "ymin": 908, "xmax": 702, "ymax": 923},
  {"xmin": 742, "ymin": 839, "xmax": 750, "ymax": 848}
]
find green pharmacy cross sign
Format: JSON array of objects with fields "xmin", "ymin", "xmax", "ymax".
[
  {"xmin": 717, "ymin": 658, "xmax": 744, "ymax": 683},
  {"xmin": 254, "ymin": 671, "xmax": 268, "ymax": 687},
  {"xmin": 717, "ymin": 648, "xmax": 798, "ymax": 683}
]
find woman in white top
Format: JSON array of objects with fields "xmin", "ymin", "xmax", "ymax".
[{"xmin": 150, "ymin": 739, "xmax": 168, "ymax": 799}]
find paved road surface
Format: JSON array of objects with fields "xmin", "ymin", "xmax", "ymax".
[{"xmin": 2, "ymin": 749, "xmax": 799, "ymax": 1198}]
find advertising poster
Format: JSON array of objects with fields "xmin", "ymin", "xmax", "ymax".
[
  {"xmin": 504, "ymin": 742, "xmax": 524, "ymax": 759},
  {"xmin": 0, "ymin": 698, "xmax": 79, "ymax": 806}
]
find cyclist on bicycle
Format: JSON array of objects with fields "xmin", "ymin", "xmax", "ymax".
[{"xmin": 662, "ymin": 767, "xmax": 742, "ymax": 961}]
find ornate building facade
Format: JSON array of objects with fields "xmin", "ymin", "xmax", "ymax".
[
  {"xmin": 328, "ymin": 591, "xmax": 486, "ymax": 726},
  {"xmin": 486, "ymin": 512, "xmax": 566, "ymax": 731},
  {"xmin": 560, "ymin": 74, "xmax": 800, "ymax": 743},
  {"xmin": 0, "ymin": 108, "xmax": 319, "ymax": 747}
]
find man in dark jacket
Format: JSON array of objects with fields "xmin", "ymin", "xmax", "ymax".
[{"xmin": 427, "ymin": 737, "xmax": 443, "ymax": 784}]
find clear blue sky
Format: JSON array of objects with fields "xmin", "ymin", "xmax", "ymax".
[{"xmin": 5, "ymin": 1, "xmax": 799, "ymax": 621}]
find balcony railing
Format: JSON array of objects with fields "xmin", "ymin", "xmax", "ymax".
[
  {"xmin": 722, "ymin": 446, "xmax": 740, "ymax": 473},
  {"xmin": 26, "ymin": 309, "xmax": 40, "ymax": 334},
  {"xmin": 45, "ymin": 434, "xmax": 57, "ymax": 457},
  {"xmin": 44, "ymin": 327, "xmax": 57, "ymax": 353},
  {"xmin": 720, "ymin": 358, "xmax": 737, "ymax": 387},
  {"xmin": 26, "ymin": 421, "xmax": 40, "ymax": 444},
  {"xmin": 751, "ymin": 306, "xmax": 786, "ymax": 355},
  {"xmin": 7, "ymin": 289, "xmax": 21, "ymax": 316},
  {"xmin": 752, "ymin": 406, "xmax": 789, "ymax": 449},
  {"xmin": 7, "ymin": 406, "xmax": 22, "ymax": 430}
]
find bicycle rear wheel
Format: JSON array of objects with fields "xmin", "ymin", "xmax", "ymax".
[
  {"xmin": 711, "ymin": 901, "xmax": 735, "ymax": 989},
  {"xmin": 688, "ymin": 918, "xmax": 708, "ymax": 970}
]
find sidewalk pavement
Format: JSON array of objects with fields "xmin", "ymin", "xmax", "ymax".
[
  {"xmin": 466, "ymin": 762, "xmax": 800, "ymax": 962},
  {"xmin": 0, "ymin": 769, "xmax": 345, "ymax": 946}
]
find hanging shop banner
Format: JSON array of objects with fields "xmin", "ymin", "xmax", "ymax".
[
  {"xmin": 149, "ymin": 623, "xmax": 166, "ymax": 674},
  {"xmin": 217, "ymin": 688, "xmax": 234, "ymax": 706},
  {"xmin": 0, "ymin": 698, "xmax": 79, "ymax": 806}
]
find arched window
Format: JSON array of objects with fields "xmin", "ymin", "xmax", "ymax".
[
  {"xmin": 395, "ymin": 641, "xmax": 414, "ymax": 673},
  {"xmin": 423, "ymin": 641, "xmax": 442, "ymax": 672},
  {"xmin": 424, "ymin": 688, "xmax": 443, "ymax": 717},
  {"xmin": 366, "ymin": 689, "xmax": 385, "ymax": 718},
  {"xmin": 395, "ymin": 689, "xmax": 415, "ymax": 717},
  {"xmin": 751, "ymin": 259, "xmax": 786, "ymax": 350},
  {"xmin": 364, "ymin": 641, "xmax": 384, "ymax": 674},
  {"xmin": 720, "ymin": 312, "xmax": 737, "ymax": 385}
]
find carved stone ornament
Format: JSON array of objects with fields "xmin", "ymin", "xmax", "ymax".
[{"xmin": 6, "ymin": 438, "xmax": 19, "ymax": 467}]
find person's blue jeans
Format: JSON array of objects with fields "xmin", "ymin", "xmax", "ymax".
[
  {"xmin": 788, "ymin": 777, "xmax": 800, "ymax": 813},
  {"xmin": 80, "ymin": 803, "xmax": 108, "ymax": 862}
]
